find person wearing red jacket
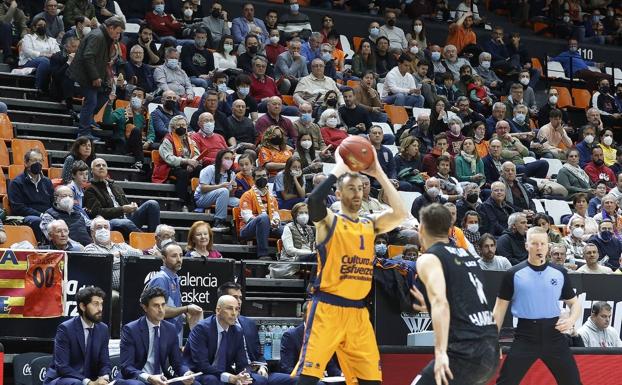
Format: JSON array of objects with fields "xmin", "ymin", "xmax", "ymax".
[
  {"xmin": 585, "ymin": 146, "xmax": 616, "ymax": 188},
  {"xmin": 144, "ymin": 0, "xmax": 181, "ymax": 41}
]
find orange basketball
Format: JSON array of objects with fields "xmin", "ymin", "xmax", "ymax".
[{"xmin": 338, "ymin": 136, "xmax": 375, "ymax": 172}]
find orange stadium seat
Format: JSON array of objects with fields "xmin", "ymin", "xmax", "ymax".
[
  {"xmin": 551, "ymin": 86, "xmax": 572, "ymax": 109},
  {"xmin": 0, "ymin": 140, "xmax": 9, "ymax": 167},
  {"xmin": 0, "ymin": 225, "xmax": 37, "ymax": 248},
  {"xmin": 278, "ymin": 209, "xmax": 292, "ymax": 222},
  {"xmin": 384, "ymin": 105, "xmax": 409, "ymax": 125},
  {"xmin": 352, "ymin": 36, "xmax": 364, "ymax": 52},
  {"xmin": 388, "ymin": 245, "xmax": 404, "ymax": 258},
  {"xmin": 191, "ymin": 177, "xmax": 200, "ymax": 192},
  {"xmin": 571, "ymin": 88, "xmax": 591, "ymax": 109},
  {"xmin": 0, "ymin": 113, "xmax": 14, "ymax": 141},
  {"xmin": 110, "ymin": 231, "xmax": 125, "ymax": 243},
  {"xmin": 2, "ymin": 195, "xmax": 10, "ymax": 215},
  {"xmin": 8, "ymin": 164, "xmax": 24, "ymax": 180},
  {"xmin": 0, "ymin": 171, "xmax": 6, "ymax": 196},
  {"xmin": 130, "ymin": 232, "xmax": 156, "ymax": 250},
  {"xmin": 11, "ymin": 139, "xmax": 49, "ymax": 168},
  {"xmin": 282, "ymin": 95, "xmax": 295, "ymax": 106},
  {"xmin": 48, "ymin": 167, "xmax": 63, "ymax": 180}
]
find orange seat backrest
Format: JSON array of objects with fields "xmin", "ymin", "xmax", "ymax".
[
  {"xmin": 48, "ymin": 167, "xmax": 63, "ymax": 180},
  {"xmin": 11, "ymin": 139, "xmax": 49, "ymax": 168},
  {"xmin": 571, "ymin": 88, "xmax": 592, "ymax": 109},
  {"xmin": 0, "ymin": 225, "xmax": 37, "ymax": 248},
  {"xmin": 388, "ymin": 244, "xmax": 405, "ymax": 258},
  {"xmin": 552, "ymin": 86, "xmax": 572, "ymax": 109},
  {"xmin": 384, "ymin": 105, "xmax": 409, "ymax": 125},
  {"xmin": 8, "ymin": 164, "xmax": 24, "ymax": 180},
  {"xmin": 352, "ymin": 36, "xmax": 364, "ymax": 52},
  {"xmin": 129, "ymin": 232, "xmax": 156, "ymax": 250},
  {"xmin": 110, "ymin": 231, "xmax": 125, "ymax": 244},
  {"xmin": 0, "ymin": 114, "xmax": 14, "ymax": 141},
  {"xmin": 282, "ymin": 95, "xmax": 295, "ymax": 106},
  {"xmin": 0, "ymin": 140, "xmax": 9, "ymax": 166},
  {"xmin": 0, "ymin": 171, "xmax": 6, "ymax": 195},
  {"xmin": 233, "ymin": 207, "xmax": 242, "ymax": 237},
  {"xmin": 191, "ymin": 177, "xmax": 200, "ymax": 192}
]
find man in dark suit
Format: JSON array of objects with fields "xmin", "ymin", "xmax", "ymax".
[
  {"xmin": 184, "ymin": 295, "xmax": 268, "ymax": 385},
  {"xmin": 44, "ymin": 287, "xmax": 111, "ymax": 385},
  {"xmin": 117, "ymin": 287, "xmax": 196, "ymax": 385},
  {"xmin": 482, "ymin": 138, "xmax": 503, "ymax": 187},
  {"xmin": 279, "ymin": 302, "xmax": 341, "ymax": 384},
  {"xmin": 217, "ymin": 283, "xmax": 296, "ymax": 385}
]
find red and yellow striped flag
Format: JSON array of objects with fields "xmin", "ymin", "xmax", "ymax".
[{"xmin": 0, "ymin": 250, "xmax": 66, "ymax": 318}]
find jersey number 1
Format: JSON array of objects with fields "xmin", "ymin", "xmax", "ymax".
[{"xmin": 359, "ymin": 235, "xmax": 365, "ymax": 250}]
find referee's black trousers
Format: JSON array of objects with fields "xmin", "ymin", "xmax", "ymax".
[{"xmin": 496, "ymin": 318, "xmax": 583, "ymax": 385}]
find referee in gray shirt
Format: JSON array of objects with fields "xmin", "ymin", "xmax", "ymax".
[{"xmin": 493, "ymin": 226, "xmax": 583, "ymax": 385}]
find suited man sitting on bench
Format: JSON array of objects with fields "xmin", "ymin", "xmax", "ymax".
[
  {"xmin": 44, "ymin": 286, "xmax": 111, "ymax": 385},
  {"xmin": 117, "ymin": 287, "xmax": 196, "ymax": 385}
]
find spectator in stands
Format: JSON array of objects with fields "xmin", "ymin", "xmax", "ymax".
[
  {"xmin": 43, "ymin": 286, "xmax": 109, "ymax": 385},
  {"xmin": 149, "ymin": 90, "xmax": 181, "ymax": 145},
  {"xmin": 8, "ymin": 148, "xmax": 53, "ymax": 242},
  {"xmin": 50, "ymin": 36, "xmax": 79, "ymax": 115},
  {"xmin": 225, "ymin": 75, "xmax": 258, "ymax": 121},
  {"xmin": 588, "ymin": 181, "xmax": 607, "ymax": 217},
  {"xmin": 535, "ymin": 213, "xmax": 562, "ymax": 244},
  {"xmin": 445, "ymin": 202, "xmax": 475, "ymax": 253},
  {"xmin": 124, "ymin": 45, "xmax": 157, "ymax": 95},
  {"xmin": 127, "ymin": 24, "xmax": 160, "ymax": 65},
  {"xmin": 61, "ymin": 137, "xmax": 95, "ymax": 184},
  {"xmin": 576, "ymin": 125, "xmax": 597, "ymax": 168},
  {"xmin": 411, "ymin": 177, "xmax": 446, "ymax": 220},
  {"xmin": 62, "ymin": 16, "xmax": 94, "ymax": 46},
  {"xmin": 185, "ymin": 221, "xmax": 222, "ymax": 258},
  {"xmin": 255, "ymin": 96, "xmax": 296, "ymax": 143},
  {"xmin": 435, "ymin": 155, "xmax": 462, "ymax": 201},
  {"xmin": 118, "ymin": 286, "xmax": 195, "ymax": 385},
  {"xmin": 274, "ymin": 157, "xmax": 306, "ymax": 210},
  {"xmin": 592, "ymin": 78, "xmax": 622, "ymax": 133},
  {"xmin": 412, "ymin": 60, "xmax": 436, "ymax": 109},
  {"xmin": 481, "ymin": 138, "xmax": 503, "ymax": 186},
  {"xmin": 381, "ymin": 54, "xmax": 424, "ymax": 108},
  {"xmin": 69, "ymin": 16, "xmax": 125, "ymax": 139},
  {"xmin": 249, "ymin": 57, "xmax": 279, "ymax": 114},
  {"xmin": 445, "ymin": 117, "xmax": 466, "ymax": 155},
  {"xmin": 105, "ymin": 89, "xmax": 148, "ymax": 170},
  {"xmin": 180, "ymin": 28, "xmax": 214, "ymax": 89},
  {"xmin": 447, "ymin": 11, "xmax": 477, "ymax": 56},
  {"xmin": 34, "ymin": 0, "xmax": 63, "ymax": 40},
  {"xmin": 537, "ymin": 108, "xmax": 573, "ymax": 159},
  {"xmin": 456, "ymin": 182, "xmax": 480, "ymax": 222},
  {"xmin": 295, "ymin": 134, "xmax": 323, "ymax": 176},
  {"xmin": 190, "ymin": 90, "xmax": 228, "ymax": 137},
  {"xmin": 481, "ymin": 26, "xmax": 518, "ymax": 76},
  {"xmin": 478, "ymin": 180, "xmax": 514, "ymax": 237},
  {"xmin": 211, "ymin": 35, "xmax": 236, "ymax": 71},
  {"xmin": 294, "ymin": 58, "xmax": 343, "ymax": 107},
  {"xmin": 564, "ymin": 216, "xmax": 587, "ymax": 263},
  {"xmin": 484, "ymin": 102, "xmax": 505, "ymax": 139},
  {"xmin": 590, "ymin": 215, "xmax": 622, "ymax": 267},
  {"xmin": 368, "ymin": 125, "xmax": 402, "ymax": 189},
  {"xmin": 63, "ymin": 0, "xmax": 96, "ymax": 28},
  {"xmin": 300, "ymin": 31, "xmax": 321, "ymax": 64},
  {"xmin": 374, "ymin": 36, "xmax": 395, "ymax": 78},
  {"xmin": 191, "ymin": 112, "xmax": 228, "ymax": 165},
  {"xmin": 499, "ymin": 161, "xmax": 535, "ymax": 215},
  {"xmin": 503, "ymin": 83, "xmax": 528, "ymax": 121},
  {"xmin": 475, "ymin": 232, "xmax": 511, "ymax": 270},
  {"xmin": 86, "ymin": 157, "xmax": 161, "ymax": 235},
  {"xmin": 237, "ymin": 34, "xmax": 264, "ymax": 75},
  {"xmin": 231, "ymin": 2, "xmax": 268, "ymax": 45},
  {"xmin": 278, "ymin": 0, "xmax": 311, "ymax": 41},
  {"xmin": 226, "ymin": 100, "xmax": 257, "ymax": 152},
  {"xmin": 154, "ymin": 47, "xmax": 195, "ymax": 105},
  {"xmin": 41, "ymin": 185, "xmax": 92, "ymax": 246},
  {"xmin": 265, "ymin": 9, "xmax": 279, "ymax": 33},
  {"xmin": 201, "ymin": 2, "xmax": 229, "ymax": 47},
  {"xmin": 319, "ymin": 108, "xmax": 348, "ymax": 151},
  {"xmin": 194, "ymin": 149, "xmax": 238, "ymax": 232},
  {"xmin": 294, "ymin": 102, "xmax": 326, "ymax": 151},
  {"xmin": 352, "ymin": 40, "xmax": 376, "ymax": 79},
  {"xmin": 548, "ymin": 243, "xmax": 576, "ymax": 272},
  {"xmin": 379, "ymin": 10, "xmax": 406, "ymax": 50},
  {"xmin": 495, "ymin": 120, "xmax": 549, "ymax": 179},
  {"xmin": 570, "ymin": 193, "xmax": 598, "ymax": 236},
  {"xmin": 455, "ymin": 137, "xmax": 485, "ymax": 187},
  {"xmin": 442, "ymin": 45, "xmax": 474, "ymax": 83},
  {"xmin": 0, "ymin": 0, "xmax": 26, "ymax": 66},
  {"xmin": 147, "ymin": 242, "xmax": 203, "ymax": 345},
  {"xmin": 353, "ymin": 71, "xmax": 387, "ymax": 123},
  {"xmin": 275, "ymin": 38, "xmax": 308, "ymax": 95},
  {"xmin": 233, "ymin": 154, "xmax": 254, "ymax": 199},
  {"xmin": 145, "ymin": 224, "xmax": 176, "ymax": 256},
  {"xmin": 537, "ymin": 88, "xmax": 568, "ymax": 128},
  {"xmin": 586, "ymin": 107, "xmax": 604, "ymax": 133},
  {"xmin": 19, "ymin": 17, "xmax": 59, "ymax": 94},
  {"xmin": 578, "ymin": 302, "xmax": 622, "ymax": 347},
  {"xmin": 339, "ymin": 87, "xmax": 372, "ymax": 135},
  {"xmin": 550, "ymin": 38, "xmax": 609, "ymax": 90},
  {"xmin": 576, "ymin": 242, "xmax": 613, "ymax": 274},
  {"xmin": 42, "ymin": 219, "xmax": 84, "ymax": 251},
  {"xmin": 266, "ymin": 29, "xmax": 286, "ymax": 65},
  {"xmin": 557, "ymin": 148, "xmax": 593, "ymax": 199},
  {"xmin": 585, "ymin": 146, "xmax": 616, "ymax": 187},
  {"xmin": 238, "ymin": 167, "xmax": 282, "ymax": 259},
  {"xmin": 69, "ymin": 161, "xmax": 89, "ymax": 208},
  {"xmin": 395, "ymin": 136, "xmax": 424, "ymax": 193},
  {"xmin": 258, "ymin": 125, "xmax": 293, "ymax": 179},
  {"xmin": 497, "ymin": 212, "xmax": 528, "ymax": 265},
  {"xmin": 145, "ymin": 0, "xmax": 181, "ymax": 43}
]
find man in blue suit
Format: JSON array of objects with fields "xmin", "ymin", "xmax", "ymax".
[
  {"xmin": 231, "ymin": 3, "xmax": 268, "ymax": 44},
  {"xmin": 279, "ymin": 302, "xmax": 341, "ymax": 385},
  {"xmin": 117, "ymin": 287, "xmax": 196, "ymax": 385},
  {"xmin": 184, "ymin": 295, "xmax": 268, "ymax": 385},
  {"xmin": 44, "ymin": 287, "xmax": 111, "ymax": 385},
  {"xmin": 217, "ymin": 283, "xmax": 296, "ymax": 385}
]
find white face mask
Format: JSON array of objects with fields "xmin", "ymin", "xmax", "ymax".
[
  {"xmin": 326, "ymin": 117, "xmax": 338, "ymax": 128},
  {"xmin": 202, "ymin": 121, "xmax": 215, "ymax": 135},
  {"xmin": 584, "ymin": 134, "xmax": 594, "ymax": 144},
  {"xmin": 296, "ymin": 213, "xmax": 309, "ymax": 226},
  {"xmin": 82, "ymin": 26, "xmax": 91, "ymax": 35},
  {"xmin": 410, "ymin": 46, "xmax": 419, "ymax": 55},
  {"xmin": 300, "ymin": 140, "xmax": 312, "ymax": 150},
  {"xmin": 58, "ymin": 196, "xmax": 73, "ymax": 211},
  {"xmin": 223, "ymin": 44, "xmax": 233, "ymax": 54},
  {"xmin": 183, "ymin": 8, "xmax": 193, "ymax": 17},
  {"xmin": 480, "ymin": 60, "xmax": 491, "ymax": 69},
  {"xmin": 604, "ymin": 136, "xmax": 613, "ymax": 146},
  {"xmin": 414, "ymin": 25, "xmax": 423, "ymax": 33},
  {"xmin": 519, "ymin": 77, "xmax": 529, "ymax": 86},
  {"xmin": 549, "ymin": 95, "xmax": 558, "ymax": 105},
  {"xmin": 95, "ymin": 228, "xmax": 111, "ymax": 244},
  {"xmin": 466, "ymin": 223, "xmax": 479, "ymax": 233},
  {"xmin": 571, "ymin": 227, "xmax": 584, "ymax": 239},
  {"xmin": 269, "ymin": 36, "xmax": 279, "ymax": 44},
  {"xmin": 427, "ymin": 187, "xmax": 440, "ymax": 198},
  {"xmin": 291, "ymin": 169, "xmax": 302, "ymax": 177}
]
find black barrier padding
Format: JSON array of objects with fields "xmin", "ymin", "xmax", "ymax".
[
  {"xmin": 0, "ymin": 253, "xmax": 113, "ymax": 341},
  {"xmin": 29, "ymin": 355, "xmax": 52, "ymax": 385},
  {"xmin": 374, "ymin": 270, "xmax": 622, "ymax": 346},
  {"xmin": 12, "ymin": 352, "xmax": 48, "ymax": 385},
  {"xmin": 120, "ymin": 256, "xmax": 236, "ymax": 330}
]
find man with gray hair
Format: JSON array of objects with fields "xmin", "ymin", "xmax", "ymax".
[
  {"xmin": 301, "ymin": 31, "xmax": 321, "ymax": 63},
  {"xmin": 33, "ymin": 0, "xmax": 64, "ymax": 39},
  {"xmin": 69, "ymin": 15, "xmax": 125, "ymax": 139},
  {"xmin": 411, "ymin": 177, "xmax": 447, "ymax": 220},
  {"xmin": 475, "ymin": 51, "xmax": 503, "ymax": 94},
  {"xmin": 153, "ymin": 47, "xmax": 194, "ymax": 101},
  {"xmin": 456, "ymin": 182, "xmax": 480, "ymax": 225},
  {"xmin": 497, "ymin": 212, "xmax": 529, "ymax": 265},
  {"xmin": 42, "ymin": 220, "xmax": 83, "ymax": 251},
  {"xmin": 146, "ymin": 224, "xmax": 176, "ymax": 256},
  {"xmin": 274, "ymin": 37, "xmax": 308, "ymax": 94},
  {"xmin": 124, "ymin": 44, "xmax": 157, "ymax": 94},
  {"xmin": 294, "ymin": 58, "xmax": 343, "ymax": 106},
  {"xmin": 443, "ymin": 44, "xmax": 476, "ymax": 81},
  {"xmin": 499, "ymin": 161, "xmax": 536, "ymax": 216},
  {"xmin": 41, "ymin": 185, "xmax": 92, "ymax": 246}
]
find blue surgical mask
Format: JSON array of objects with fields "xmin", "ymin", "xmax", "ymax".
[
  {"xmin": 370, "ymin": 27, "xmax": 379, "ymax": 37},
  {"xmin": 321, "ymin": 52, "xmax": 332, "ymax": 62},
  {"xmin": 431, "ymin": 51, "xmax": 441, "ymax": 61},
  {"xmin": 154, "ymin": 4, "xmax": 165, "ymax": 13},
  {"xmin": 130, "ymin": 97, "xmax": 142, "ymax": 110},
  {"xmin": 375, "ymin": 243, "xmax": 387, "ymax": 256},
  {"xmin": 301, "ymin": 113, "xmax": 312, "ymax": 123},
  {"xmin": 217, "ymin": 83, "xmax": 227, "ymax": 93},
  {"xmin": 238, "ymin": 86, "xmax": 250, "ymax": 97},
  {"xmin": 290, "ymin": 3, "xmax": 299, "ymax": 12},
  {"xmin": 514, "ymin": 113, "xmax": 526, "ymax": 124},
  {"xmin": 166, "ymin": 59, "xmax": 178, "ymax": 69}
]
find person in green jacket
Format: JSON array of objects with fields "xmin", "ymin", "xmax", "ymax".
[
  {"xmin": 103, "ymin": 87, "xmax": 150, "ymax": 170},
  {"xmin": 455, "ymin": 137, "xmax": 485, "ymax": 186}
]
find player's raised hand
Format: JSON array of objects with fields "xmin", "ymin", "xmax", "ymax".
[
  {"xmin": 332, "ymin": 146, "xmax": 353, "ymax": 176},
  {"xmin": 434, "ymin": 352, "xmax": 454, "ymax": 385},
  {"xmin": 360, "ymin": 146, "xmax": 382, "ymax": 179},
  {"xmin": 410, "ymin": 285, "xmax": 428, "ymax": 313}
]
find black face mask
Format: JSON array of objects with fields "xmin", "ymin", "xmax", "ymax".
[
  {"xmin": 326, "ymin": 98, "xmax": 337, "ymax": 107},
  {"xmin": 270, "ymin": 136, "xmax": 282, "ymax": 145},
  {"xmin": 387, "ymin": 19, "xmax": 395, "ymax": 27},
  {"xmin": 30, "ymin": 162, "xmax": 43, "ymax": 175},
  {"xmin": 211, "ymin": 9, "xmax": 221, "ymax": 18},
  {"xmin": 600, "ymin": 85, "xmax": 610, "ymax": 94},
  {"xmin": 466, "ymin": 193, "xmax": 479, "ymax": 204},
  {"xmin": 594, "ymin": 159, "xmax": 605, "ymax": 166},
  {"xmin": 255, "ymin": 177, "xmax": 268, "ymax": 188},
  {"xmin": 175, "ymin": 127, "xmax": 187, "ymax": 136},
  {"xmin": 36, "ymin": 26, "xmax": 46, "ymax": 36},
  {"xmin": 163, "ymin": 99, "xmax": 178, "ymax": 111},
  {"xmin": 248, "ymin": 46, "xmax": 258, "ymax": 55}
]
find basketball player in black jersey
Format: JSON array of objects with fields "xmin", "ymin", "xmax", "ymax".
[{"xmin": 410, "ymin": 203, "xmax": 499, "ymax": 385}]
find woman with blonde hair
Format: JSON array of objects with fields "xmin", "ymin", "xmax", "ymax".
[{"xmin": 185, "ymin": 221, "xmax": 222, "ymax": 259}]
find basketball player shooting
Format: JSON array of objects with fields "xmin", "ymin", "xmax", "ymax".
[
  {"xmin": 292, "ymin": 147, "xmax": 407, "ymax": 385},
  {"xmin": 410, "ymin": 203, "xmax": 499, "ymax": 385}
]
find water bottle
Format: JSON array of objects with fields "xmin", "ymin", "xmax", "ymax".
[
  {"xmin": 264, "ymin": 335, "xmax": 272, "ymax": 360},
  {"xmin": 272, "ymin": 325, "xmax": 282, "ymax": 360},
  {"xmin": 258, "ymin": 325, "xmax": 266, "ymax": 355}
]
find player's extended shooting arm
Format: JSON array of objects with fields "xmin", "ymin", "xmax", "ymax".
[{"xmin": 366, "ymin": 154, "xmax": 407, "ymax": 233}]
